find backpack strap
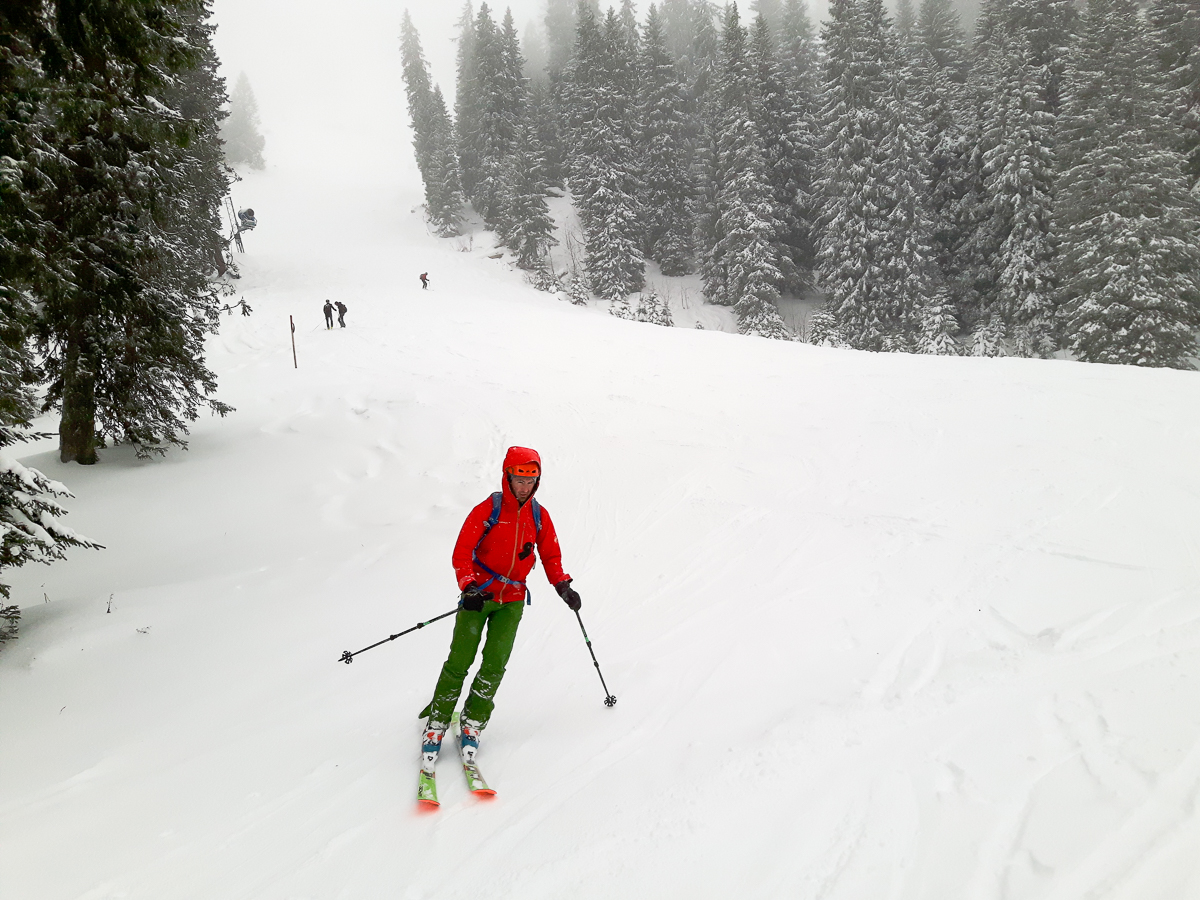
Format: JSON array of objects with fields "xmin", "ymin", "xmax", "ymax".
[
  {"xmin": 482, "ymin": 492, "xmax": 503, "ymax": 536},
  {"xmin": 471, "ymin": 492, "xmax": 536, "ymax": 605}
]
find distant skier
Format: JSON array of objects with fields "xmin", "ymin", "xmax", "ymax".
[
  {"xmin": 323, "ymin": 300, "xmax": 334, "ymax": 330},
  {"xmin": 417, "ymin": 447, "xmax": 581, "ymax": 798},
  {"xmin": 336, "ymin": 301, "xmax": 347, "ymax": 328},
  {"xmin": 420, "ymin": 272, "xmax": 429, "ymax": 290}
]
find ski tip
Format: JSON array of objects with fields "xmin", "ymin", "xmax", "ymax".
[
  {"xmin": 417, "ymin": 798, "xmax": 441, "ymax": 809},
  {"xmin": 472, "ymin": 788, "xmax": 497, "ymax": 797}
]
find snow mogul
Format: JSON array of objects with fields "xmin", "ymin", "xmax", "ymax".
[{"xmin": 416, "ymin": 446, "xmax": 582, "ymax": 801}]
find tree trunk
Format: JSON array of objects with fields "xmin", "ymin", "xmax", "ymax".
[{"xmin": 59, "ymin": 326, "xmax": 98, "ymax": 465}]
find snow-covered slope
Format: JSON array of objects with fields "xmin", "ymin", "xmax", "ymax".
[{"xmin": 5, "ymin": 17, "xmax": 1200, "ymax": 900}]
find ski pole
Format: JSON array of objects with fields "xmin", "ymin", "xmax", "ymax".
[
  {"xmin": 575, "ymin": 610, "xmax": 617, "ymax": 707},
  {"xmin": 339, "ymin": 607, "xmax": 458, "ymax": 664}
]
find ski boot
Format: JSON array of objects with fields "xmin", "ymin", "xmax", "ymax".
[
  {"xmin": 459, "ymin": 717, "xmax": 482, "ymax": 765},
  {"xmin": 422, "ymin": 721, "xmax": 448, "ymax": 774}
]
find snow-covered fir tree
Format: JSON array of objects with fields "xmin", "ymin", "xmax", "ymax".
[
  {"xmin": 564, "ymin": 6, "xmax": 645, "ymax": 299},
  {"xmin": 222, "ymin": 73, "xmax": 266, "ymax": 170},
  {"xmin": 1147, "ymin": 0, "xmax": 1200, "ymax": 189},
  {"xmin": 749, "ymin": 14, "xmax": 815, "ymax": 293},
  {"xmin": 502, "ymin": 123, "xmax": 558, "ymax": 269},
  {"xmin": 638, "ymin": 4, "xmax": 696, "ymax": 276},
  {"xmin": 816, "ymin": 0, "xmax": 931, "ymax": 350},
  {"xmin": 917, "ymin": 287, "xmax": 960, "ymax": 354},
  {"xmin": 1056, "ymin": 0, "xmax": 1200, "ymax": 368},
  {"xmin": 401, "ymin": 10, "xmax": 464, "ymax": 234},
  {"xmin": 457, "ymin": 5, "xmax": 526, "ymax": 227},
  {"xmin": 424, "ymin": 87, "xmax": 466, "ymax": 236},
  {"xmin": 979, "ymin": 37, "xmax": 1057, "ymax": 355},
  {"xmin": 636, "ymin": 289, "xmax": 675, "ymax": 325},
  {"xmin": 777, "ymin": 0, "xmax": 820, "ymax": 106},
  {"xmin": 25, "ymin": 0, "xmax": 234, "ymax": 463},
  {"xmin": 895, "ymin": 0, "xmax": 918, "ymax": 48},
  {"xmin": 567, "ymin": 271, "xmax": 592, "ymax": 305},
  {"xmin": 401, "ymin": 12, "xmax": 437, "ymax": 176},
  {"xmin": 0, "ymin": 325, "xmax": 99, "ymax": 644},
  {"xmin": 704, "ymin": 6, "xmax": 791, "ymax": 339},
  {"xmin": 609, "ymin": 293, "xmax": 637, "ymax": 318}
]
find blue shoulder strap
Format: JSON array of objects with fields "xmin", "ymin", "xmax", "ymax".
[
  {"xmin": 471, "ymin": 492, "xmax": 541, "ymax": 607},
  {"xmin": 483, "ymin": 492, "xmax": 502, "ymax": 535}
]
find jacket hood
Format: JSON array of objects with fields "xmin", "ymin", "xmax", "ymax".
[{"xmin": 501, "ymin": 446, "xmax": 541, "ymax": 503}]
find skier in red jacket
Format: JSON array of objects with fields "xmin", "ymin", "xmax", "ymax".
[{"xmin": 419, "ymin": 446, "xmax": 581, "ymax": 777}]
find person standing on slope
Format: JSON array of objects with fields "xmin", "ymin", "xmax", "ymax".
[
  {"xmin": 323, "ymin": 300, "xmax": 334, "ymax": 329},
  {"xmin": 419, "ymin": 447, "xmax": 582, "ymax": 777},
  {"xmin": 335, "ymin": 301, "xmax": 347, "ymax": 328},
  {"xmin": 420, "ymin": 272, "xmax": 429, "ymax": 290}
]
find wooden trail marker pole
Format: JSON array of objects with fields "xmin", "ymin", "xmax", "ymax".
[{"xmin": 289, "ymin": 315, "xmax": 297, "ymax": 368}]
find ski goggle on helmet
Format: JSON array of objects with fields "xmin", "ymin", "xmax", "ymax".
[{"xmin": 506, "ymin": 463, "xmax": 540, "ymax": 479}]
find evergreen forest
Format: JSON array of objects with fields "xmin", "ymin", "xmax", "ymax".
[{"xmin": 401, "ymin": 0, "xmax": 1200, "ymax": 366}]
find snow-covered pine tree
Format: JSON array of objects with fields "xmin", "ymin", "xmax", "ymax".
[
  {"xmin": 425, "ymin": 86, "xmax": 466, "ymax": 236},
  {"xmin": 401, "ymin": 11, "xmax": 466, "ymax": 235},
  {"xmin": 0, "ymin": 319, "xmax": 99, "ymax": 643},
  {"xmin": 910, "ymin": 0, "xmax": 969, "ymax": 319},
  {"xmin": 459, "ymin": 5, "xmax": 525, "ymax": 228},
  {"xmin": 609, "ymin": 293, "xmax": 637, "ymax": 318},
  {"xmin": 454, "ymin": 1, "xmax": 481, "ymax": 202},
  {"xmin": 688, "ymin": 2, "xmax": 723, "ymax": 103},
  {"xmin": 158, "ymin": 0, "xmax": 238, "ymax": 308},
  {"xmin": 1056, "ymin": 0, "xmax": 1200, "ymax": 368},
  {"xmin": 816, "ymin": 0, "xmax": 926, "ymax": 350},
  {"xmin": 875, "ymin": 62, "xmax": 939, "ymax": 350},
  {"xmin": 707, "ymin": 6, "xmax": 790, "ymax": 339},
  {"xmin": 222, "ymin": 73, "xmax": 266, "ymax": 169},
  {"xmin": 565, "ymin": 7, "xmax": 645, "ymax": 300},
  {"xmin": 636, "ymin": 289, "xmax": 675, "ymax": 325},
  {"xmin": 503, "ymin": 123, "xmax": 558, "ymax": 269},
  {"xmin": 544, "ymin": 0, "xmax": 573, "ymax": 74},
  {"xmin": 619, "ymin": 0, "xmax": 641, "ymax": 50},
  {"xmin": 917, "ymin": 287, "xmax": 959, "ymax": 354},
  {"xmin": 401, "ymin": 12, "xmax": 437, "ymax": 178},
  {"xmin": 567, "ymin": 271, "xmax": 592, "ymax": 305},
  {"xmin": 1147, "ymin": 0, "xmax": 1200, "ymax": 189},
  {"xmin": 980, "ymin": 38, "xmax": 1057, "ymax": 356},
  {"xmin": 815, "ymin": 0, "xmax": 888, "ymax": 349},
  {"xmin": 529, "ymin": 80, "xmax": 566, "ymax": 188},
  {"xmin": 639, "ymin": 4, "xmax": 695, "ymax": 275},
  {"xmin": 895, "ymin": 0, "xmax": 917, "ymax": 49},
  {"xmin": 749, "ymin": 15, "xmax": 815, "ymax": 293},
  {"xmin": 28, "ymin": 0, "xmax": 233, "ymax": 463},
  {"xmin": 777, "ymin": 0, "xmax": 819, "ymax": 106}
]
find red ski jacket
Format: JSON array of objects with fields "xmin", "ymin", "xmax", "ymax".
[{"xmin": 452, "ymin": 447, "xmax": 570, "ymax": 604}]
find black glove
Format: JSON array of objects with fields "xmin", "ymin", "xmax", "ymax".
[
  {"xmin": 460, "ymin": 582, "xmax": 494, "ymax": 612},
  {"xmin": 555, "ymin": 579, "xmax": 581, "ymax": 611}
]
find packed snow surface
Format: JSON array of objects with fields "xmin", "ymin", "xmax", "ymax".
[{"xmin": 5, "ymin": 7, "xmax": 1200, "ymax": 900}]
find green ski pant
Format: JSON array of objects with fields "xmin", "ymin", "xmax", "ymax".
[{"xmin": 423, "ymin": 599, "xmax": 524, "ymax": 730}]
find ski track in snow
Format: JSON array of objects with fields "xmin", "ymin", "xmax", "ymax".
[{"xmin": 5, "ymin": 79, "xmax": 1200, "ymax": 900}]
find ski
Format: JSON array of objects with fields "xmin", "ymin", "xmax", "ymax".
[
  {"xmin": 456, "ymin": 723, "xmax": 496, "ymax": 796},
  {"xmin": 417, "ymin": 769, "xmax": 439, "ymax": 806},
  {"xmin": 462, "ymin": 759, "xmax": 495, "ymax": 795}
]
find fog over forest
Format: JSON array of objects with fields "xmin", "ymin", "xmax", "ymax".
[{"xmin": 209, "ymin": 0, "xmax": 982, "ymax": 174}]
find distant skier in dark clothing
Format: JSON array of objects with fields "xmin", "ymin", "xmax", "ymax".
[
  {"xmin": 323, "ymin": 300, "xmax": 334, "ymax": 329},
  {"xmin": 420, "ymin": 272, "xmax": 429, "ymax": 290},
  {"xmin": 336, "ymin": 301, "xmax": 347, "ymax": 328}
]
